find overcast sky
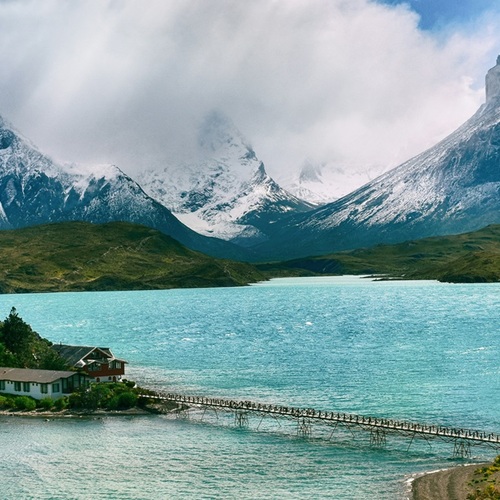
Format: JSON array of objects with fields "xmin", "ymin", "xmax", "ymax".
[{"xmin": 1, "ymin": 0, "xmax": 500, "ymax": 191}]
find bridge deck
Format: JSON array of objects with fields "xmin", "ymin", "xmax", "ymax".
[{"xmin": 144, "ymin": 392, "xmax": 500, "ymax": 447}]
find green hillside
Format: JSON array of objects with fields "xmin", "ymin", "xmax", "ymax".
[
  {"xmin": 259, "ymin": 225, "xmax": 500, "ymax": 283},
  {"xmin": 0, "ymin": 221, "xmax": 265, "ymax": 293}
]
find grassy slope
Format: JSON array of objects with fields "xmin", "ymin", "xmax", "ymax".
[
  {"xmin": 258, "ymin": 225, "xmax": 500, "ymax": 283},
  {"xmin": 0, "ymin": 221, "xmax": 266, "ymax": 293}
]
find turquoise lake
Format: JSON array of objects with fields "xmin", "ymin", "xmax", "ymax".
[{"xmin": 0, "ymin": 276, "xmax": 499, "ymax": 499}]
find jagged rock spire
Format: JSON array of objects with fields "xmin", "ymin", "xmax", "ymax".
[{"xmin": 485, "ymin": 55, "xmax": 500, "ymax": 104}]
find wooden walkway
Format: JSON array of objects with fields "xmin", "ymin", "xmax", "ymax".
[{"xmin": 143, "ymin": 392, "xmax": 500, "ymax": 457}]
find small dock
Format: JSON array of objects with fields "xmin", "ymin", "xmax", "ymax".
[{"xmin": 141, "ymin": 392, "xmax": 500, "ymax": 458}]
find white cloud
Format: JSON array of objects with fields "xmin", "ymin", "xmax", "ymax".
[{"xmin": 0, "ymin": 0, "xmax": 499, "ymax": 194}]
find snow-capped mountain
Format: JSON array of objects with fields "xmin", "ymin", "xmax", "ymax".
[
  {"xmin": 138, "ymin": 112, "xmax": 314, "ymax": 246},
  {"xmin": 0, "ymin": 116, "xmax": 246, "ymax": 260},
  {"xmin": 255, "ymin": 57, "xmax": 500, "ymax": 260},
  {"xmin": 279, "ymin": 159, "xmax": 375, "ymax": 205}
]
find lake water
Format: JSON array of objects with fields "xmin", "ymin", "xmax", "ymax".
[{"xmin": 0, "ymin": 277, "xmax": 499, "ymax": 499}]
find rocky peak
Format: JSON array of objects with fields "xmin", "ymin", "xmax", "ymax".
[
  {"xmin": 198, "ymin": 110, "xmax": 250, "ymax": 156},
  {"xmin": 485, "ymin": 55, "xmax": 500, "ymax": 105}
]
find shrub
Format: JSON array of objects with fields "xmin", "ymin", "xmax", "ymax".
[
  {"xmin": 0, "ymin": 395, "xmax": 8, "ymax": 408},
  {"xmin": 53, "ymin": 397, "xmax": 68, "ymax": 411},
  {"xmin": 69, "ymin": 384, "xmax": 112, "ymax": 410},
  {"xmin": 108, "ymin": 391, "xmax": 137, "ymax": 410},
  {"xmin": 38, "ymin": 398, "xmax": 54, "ymax": 411},
  {"xmin": 15, "ymin": 396, "xmax": 36, "ymax": 411},
  {"xmin": 467, "ymin": 484, "xmax": 500, "ymax": 499},
  {"xmin": 3, "ymin": 396, "xmax": 16, "ymax": 409}
]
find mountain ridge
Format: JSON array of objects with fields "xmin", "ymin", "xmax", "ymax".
[
  {"xmin": 138, "ymin": 111, "xmax": 314, "ymax": 246},
  {"xmin": 258, "ymin": 224, "xmax": 500, "ymax": 283},
  {"xmin": 252, "ymin": 58, "xmax": 500, "ymax": 261},
  {"xmin": 0, "ymin": 221, "xmax": 265, "ymax": 293},
  {"xmin": 0, "ymin": 115, "xmax": 251, "ymax": 261}
]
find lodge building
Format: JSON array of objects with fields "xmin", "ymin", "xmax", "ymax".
[
  {"xmin": 0, "ymin": 345, "xmax": 128, "ymax": 400},
  {"xmin": 0, "ymin": 367, "xmax": 90, "ymax": 400},
  {"xmin": 51, "ymin": 345, "xmax": 127, "ymax": 383}
]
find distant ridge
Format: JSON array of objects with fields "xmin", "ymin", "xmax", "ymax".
[
  {"xmin": 259, "ymin": 224, "xmax": 500, "ymax": 283},
  {"xmin": 0, "ymin": 221, "xmax": 265, "ymax": 293}
]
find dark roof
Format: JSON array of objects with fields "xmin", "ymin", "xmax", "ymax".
[
  {"xmin": 0, "ymin": 367, "xmax": 86, "ymax": 384},
  {"xmin": 52, "ymin": 345, "xmax": 127, "ymax": 367},
  {"xmin": 52, "ymin": 345, "xmax": 100, "ymax": 366}
]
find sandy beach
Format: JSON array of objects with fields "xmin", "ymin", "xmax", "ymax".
[{"xmin": 411, "ymin": 463, "xmax": 492, "ymax": 500}]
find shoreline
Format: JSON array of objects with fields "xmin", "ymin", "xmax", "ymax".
[
  {"xmin": 0, "ymin": 407, "xmax": 158, "ymax": 419},
  {"xmin": 410, "ymin": 463, "xmax": 490, "ymax": 500}
]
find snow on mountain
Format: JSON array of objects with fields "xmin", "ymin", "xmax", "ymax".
[
  {"xmin": 138, "ymin": 111, "xmax": 314, "ymax": 245},
  {"xmin": 255, "ymin": 57, "xmax": 500, "ymax": 260},
  {"xmin": 279, "ymin": 159, "xmax": 375, "ymax": 205},
  {"xmin": 0, "ymin": 115, "xmax": 246, "ymax": 260}
]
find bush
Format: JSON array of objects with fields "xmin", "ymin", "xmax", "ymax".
[
  {"xmin": 3, "ymin": 396, "xmax": 16, "ymax": 409},
  {"xmin": 467, "ymin": 484, "xmax": 500, "ymax": 499},
  {"xmin": 0, "ymin": 395, "xmax": 8, "ymax": 408},
  {"xmin": 15, "ymin": 396, "xmax": 36, "ymax": 411},
  {"xmin": 38, "ymin": 398, "xmax": 54, "ymax": 411},
  {"xmin": 69, "ymin": 384, "xmax": 112, "ymax": 410},
  {"xmin": 53, "ymin": 397, "xmax": 68, "ymax": 411},
  {"xmin": 108, "ymin": 391, "xmax": 137, "ymax": 410}
]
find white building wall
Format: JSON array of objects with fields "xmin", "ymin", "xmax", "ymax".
[{"xmin": 0, "ymin": 380, "xmax": 64, "ymax": 400}]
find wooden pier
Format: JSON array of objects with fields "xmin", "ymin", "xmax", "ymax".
[{"xmin": 143, "ymin": 392, "xmax": 500, "ymax": 458}]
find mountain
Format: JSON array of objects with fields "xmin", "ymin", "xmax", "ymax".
[
  {"xmin": 279, "ymin": 159, "xmax": 375, "ymax": 205},
  {"xmin": 0, "ymin": 221, "xmax": 265, "ymax": 293},
  {"xmin": 138, "ymin": 112, "xmax": 314, "ymax": 246},
  {"xmin": 0, "ymin": 116, "xmax": 247, "ymax": 260},
  {"xmin": 255, "ymin": 57, "xmax": 500, "ymax": 261}
]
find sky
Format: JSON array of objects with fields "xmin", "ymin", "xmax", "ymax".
[{"xmin": 0, "ymin": 0, "xmax": 500, "ymax": 194}]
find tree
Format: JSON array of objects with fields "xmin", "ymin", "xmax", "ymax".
[
  {"xmin": 0, "ymin": 307, "xmax": 35, "ymax": 366},
  {"xmin": 0, "ymin": 343, "xmax": 17, "ymax": 367},
  {"xmin": 0, "ymin": 307, "xmax": 68, "ymax": 369}
]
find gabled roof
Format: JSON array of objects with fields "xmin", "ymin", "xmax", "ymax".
[
  {"xmin": 0, "ymin": 367, "xmax": 86, "ymax": 384},
  {"xmin": 52, "ymin": 345, "xmax": 127, "ymax": 367}
]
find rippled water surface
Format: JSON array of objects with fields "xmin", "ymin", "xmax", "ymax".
[{"xmin": 0, "ymin": 277, "xmax": 499, "ymax": 499}]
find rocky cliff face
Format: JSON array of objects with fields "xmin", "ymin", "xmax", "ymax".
[
  {"xmin": 253, "ymin": 57, "xmax": 500, "ymax": 260},
  {"xmin": 486, "ymin": 55, "xmax": 500, "ymax": 104}
]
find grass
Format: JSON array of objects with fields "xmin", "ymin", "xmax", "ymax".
[
  {"xmin": 467, "ymin": 457, "xmax": 500, "ymax": 499},
  {"xmin": 0, "ymin": 221, "xmax": 266, "ymax": 293},
  {"xmin": 0, "ymin": 221, "xmax": 498, "ymax": 290}
]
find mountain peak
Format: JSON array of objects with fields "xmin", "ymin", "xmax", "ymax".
[
  {"xmin": 485, "ymin": 55, "xmax": 500, "ymax": 105},
  {"xmin": 197, "ymin": 110, "xmax": 255, "ymax": 159},
  {"xmin": 299, "ymin": 160, "xmax": 323, "ymax": 183}
]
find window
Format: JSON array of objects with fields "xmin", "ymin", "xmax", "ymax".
[
  {"xmin": 41, "ymin": 384, "xmax": 48, "ymax": 394},
  {"xmin": 0, "ymin": 380, "xmax": 5, "ymax": 391},
  {"xmin": 23, "ymin": 382, "xmax": 30, "ymax": 392},
  {"xmin": 14, "ymin": 382, "xmax": 21, "ymax": 392},
  {"xmin": 52, "ymin": 383, "xmax": 60, "ymax": 393}
]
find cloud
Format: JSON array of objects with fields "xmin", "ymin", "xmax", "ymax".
[{"xmin": 0, "ymin": 0, "xmax": 499, "ymax": 193}]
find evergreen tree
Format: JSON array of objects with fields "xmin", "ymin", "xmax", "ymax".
[
  {"xmin": 0, "ymin": 307, "xmax": 68, "ymax": 369},
  {"xmin": 1, "ymin": 307, "xmax": 35, "ymax": 366}
]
